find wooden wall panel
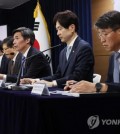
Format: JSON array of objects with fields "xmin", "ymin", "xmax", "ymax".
[
  {"xmin": 94, "ymin": 56, "xmax": 110, "ymax": 82},
  {"xmin": 92, "ymin": 0, "xmax": 113, "ymax": 82}
]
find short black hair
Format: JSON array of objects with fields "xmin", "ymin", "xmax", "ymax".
[
  {"xmin": 95, "ymin": 10, "xmax": 120, "ymax": 30},
  {"xmin": 53, "ymin": 10, "xmax": 79, "ymax": 32},
  {"xmin": 12, "ymin": 27, "xmax": 35, "ymax": 46},
  {"xmin": 2, "ymin": 36, "xmax": 13, "ymax": 48}
]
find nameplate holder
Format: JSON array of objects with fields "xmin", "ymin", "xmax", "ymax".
[
  {"xmin": 31, "ymin": 83, "xmax": 50, "ymax": 96},
  {"xmin": 0, "ymin": 80, "xmax": 5, "ymax": 88},
  {"xmin": 0, "ymin": 80, "xmax": 3, "ymax": 87}
]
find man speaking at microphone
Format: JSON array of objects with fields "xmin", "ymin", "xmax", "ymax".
[
  {"xmin": 5, "ymin": 27, "xmax": 51, "ymax": 83},
  {"xmin": 21, "ymin": 10, "xmax": 94, "ymax": 88}
]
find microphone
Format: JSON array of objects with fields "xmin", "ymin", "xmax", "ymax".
[
  {"xmin": 11, "ymin": 44, "xmax": 62, "ymax": 90},
  {"xmin": 26, "ymin": 44, "xmax": 61, "ymax": 60}
]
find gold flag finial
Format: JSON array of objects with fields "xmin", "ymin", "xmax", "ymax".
[{"xmin": 33, "ymin": 2, "xmax": 40, "ymax": 18}]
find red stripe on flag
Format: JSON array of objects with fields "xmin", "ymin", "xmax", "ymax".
[{"xmin": 33, "ymin": 39, "xmax": 40, "ymax": 50}]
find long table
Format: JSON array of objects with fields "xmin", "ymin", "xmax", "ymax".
[{"xmin": 0, "ymin": 87, "xmax": 120, "ymax": 134}]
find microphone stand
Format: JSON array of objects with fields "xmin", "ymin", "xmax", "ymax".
[
  {"xmin": 11, "ymin": 44, "xmax": 62, "ymax": 90},
  {"xmin": 11, "ymin": 59, "xmax": 30, "ymax": 90}
]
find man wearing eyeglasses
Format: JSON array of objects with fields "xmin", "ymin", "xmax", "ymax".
[{"xmin": 64, "ymin": 10, "xmax": 120, "ymax": 93}]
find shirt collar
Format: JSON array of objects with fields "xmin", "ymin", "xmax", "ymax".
[
  {"xmin": 23, "ymin": 46, "xmax": 31, "ymax": 58},
  {"xmin": 118, "ymin": 50, "xmax": 120, "ymax": 53},
  {"xmin": 0, "ymin": 55, "xmax": 3, "ymax": 59},
  {"xmin": 67, "ymin": 35, "xmax": 78, "ymax": 47}
]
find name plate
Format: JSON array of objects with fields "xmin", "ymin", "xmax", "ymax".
[
  {"xmin": 0, "ymin": 80, "xmax": 5, "ymax": 87},
  {"xmin": 0, "ymin": 80, "xmax": 3, "ymax": 87},
  {"xmin": 31, "ymin": 83, "xmax": 50, "ymax": 96}
]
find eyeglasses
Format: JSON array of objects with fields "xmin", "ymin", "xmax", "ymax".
[{"xmin": 98, "ymin": 30, "xmax": 114, "ymax": 39}]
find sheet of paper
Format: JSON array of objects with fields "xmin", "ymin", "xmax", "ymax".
[{"xmin": 50, "ymin": 90, "xmax": 79, "ymax": 97}]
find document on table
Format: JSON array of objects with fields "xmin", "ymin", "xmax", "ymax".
[{"xmin": 50, "ymin": 90, "xmax": 80, "ymax": 97}]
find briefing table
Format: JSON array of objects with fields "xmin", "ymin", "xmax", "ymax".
[{"xmin": 0, "ymin": 87, "xmax": 120, "ymax": 134}]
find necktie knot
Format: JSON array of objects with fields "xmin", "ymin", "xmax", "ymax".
[{"xmin": 22, "ymin": 56, "xmax": 25, "ymax": 62}]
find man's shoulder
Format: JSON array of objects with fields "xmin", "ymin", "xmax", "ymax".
[
  {"xmin": 29, "ymin": 47, "xmax": 38, "ymax": 54},
  {"xmin": 74, "ymin": 36, "xmax": 91, "ymax": 48}
]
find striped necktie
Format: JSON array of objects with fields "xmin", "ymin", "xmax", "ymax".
[
  {"xmin": 21, "ymin": 56, "xmax": 25, "ymax": 77},
  {"xmin": 10, "ymin": 60, "xmax": 14, "ymax": 74}
]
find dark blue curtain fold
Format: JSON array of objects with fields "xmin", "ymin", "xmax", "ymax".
[{"xmin": 0, "ymin": 0, "xmax": 92, "ymax": 73}]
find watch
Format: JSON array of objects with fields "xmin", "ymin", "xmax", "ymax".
[{"xmin": 95, "ymin": 83, "xmax": 102, "ymax": 93}]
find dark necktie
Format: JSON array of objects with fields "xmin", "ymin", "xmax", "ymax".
[
  {"xmin": 113, "ymin": 52, "xmax": 120, "ymax": 83},
  {"xmin": 21, "ymin": 56, "xmax": 25, "ymax": 77},
  {"xmin": 10, "ymin": 60, "xmax": 14, "ymax": 74}
]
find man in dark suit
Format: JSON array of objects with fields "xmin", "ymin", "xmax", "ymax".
[
  {"xmin": 64, "ymin": 10, "xmax": 120, "ymax": 93},
  {"xmin": 6, "ymin": 27, "xmax": 51, "ymax": 83},
  {"xmin": 0, "ymin": 36, "xmax": 22, "ymax": 82},
  {"xmin": 21, "ymin": 10, "xmax": 94, "ymax": 87},
  {"xmin": 0, "ymin": 40, "xmax": 9, "ymax": 74}
]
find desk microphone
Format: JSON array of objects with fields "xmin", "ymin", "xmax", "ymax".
[{"xmin": 11, "ymin": 44, "xmax": 62, "ymax": 90}]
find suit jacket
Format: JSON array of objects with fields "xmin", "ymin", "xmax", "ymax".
[
  {"xmin": 106, "ymin": 52, "xmax": 117, "ymax": 83},
  {"xmin": 42, "ymin": 36, "xmax": 94, "ymax": 87},
  {"xmin": 7, "ymin": 52, "xmax": 22, "ymax": 75},
  {"xmin": 106, "ymin": 53, "xmax": 114, "ymax": 83},
  {"xmin": 106, "ymin": 82, "xmax": 120, "ymax": 92},
  {"xmin": 0, "ymin": 54, "xmax": 10, "ymax": 74},
  {"xmin": 105, "ymin": 52, "xmax": 120, "ymax": 92},
  {"xmin": 23, "ymin": 47, "xmax": 51, "ymax": 78},
  {"xmin": 6, "ymin": 47, "xmax": 51, "ymax": 82}
]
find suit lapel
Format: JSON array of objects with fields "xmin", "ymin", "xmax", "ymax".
[
  {"xmin": 24, "ymin": 47, "xmax": 33, "ymax": 73},
  {"xmin": 60, "ymin": 49, "xmax": 67, "ymax": 75},
  {"xmin": 61, "ymin": 37, "xmax": 80, "ymax": 76},
  {"xmin": 13, "ymin": 53, "xmax": 22, "ymax": 74},
  {"xmin": 7, "ymin": 60, "xmax": 13, "ymax": 74}
]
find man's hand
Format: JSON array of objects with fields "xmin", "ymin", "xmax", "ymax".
[
  {"xmin": 69, "ymin": 80, "xmax": 96, "ymax": 93},
  {"xmin": 20, "ymin": 78, "xmax": 36, "ymax": 84},
  {"xmin": 64, "ymin": 80, "xmax": 77, "ymax": 90}
]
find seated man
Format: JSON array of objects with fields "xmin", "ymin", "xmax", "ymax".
[
  {"xmin": 1, "ymin": 27, "xmax": 52, "ymax": 83},
  {"xmin": 21, "ymin": 10, "xmax": 94, "ymax": 87},
  {"xmin": 0, "ymin": 36, "xmax": 22, "ymax": 82},
  {"xmin": 64, "ymin": 10, "xmax": 120, "ymax": 93}
]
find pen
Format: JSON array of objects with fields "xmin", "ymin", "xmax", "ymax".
[{"xmin": 62, "ymin": 81, "xmax": 78, "ymax": 86}]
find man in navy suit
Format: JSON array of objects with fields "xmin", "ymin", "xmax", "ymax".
[
  {"xmin": 21, "ymin": 10, "xmax": 94, "ymax": 87},
  {"xmin": 64, "ymin": 10, "xmax": 120, "ymax": 93},
  {"xmin": 5, "ymin": 27, "xmax": 51, "ymax": 83}
]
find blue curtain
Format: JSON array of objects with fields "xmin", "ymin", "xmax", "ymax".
[{"xmin": 40, "ymin": 0, "xmax": 92, "ymax": 72}]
